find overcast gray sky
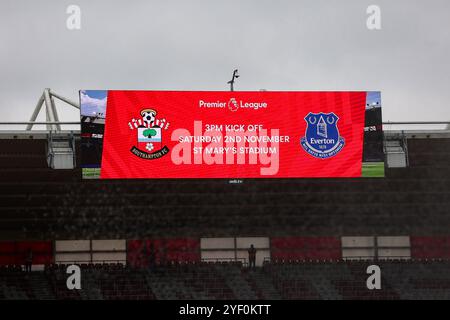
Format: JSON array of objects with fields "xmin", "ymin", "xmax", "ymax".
[{"xmin": 1, "ymin": 0, "xmax": 449, "ymax": 129}]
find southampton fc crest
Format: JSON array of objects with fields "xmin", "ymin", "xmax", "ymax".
[
  {"xmin": 128, "ymin": 108, "xmax": 170, "ymax": 160},
  {"xmin": 300, "ymin": 112, "xmax": 345, "ymax": 159}
]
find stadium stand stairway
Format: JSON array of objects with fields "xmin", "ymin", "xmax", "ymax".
[
  {"xmin": 75, "ymin": 270, "xmax": 106, "ymax": 300},
  {"xmin": 47, "ymin": 135, "xmax": 75, "ymax": 170},
  {"xmin": 183, "ymin": 264, "xmax": 235, "ymax": 299},
  {"xmin": 385, "ymin": 139, "xmax": 407, "ymax": 167},
  {"xmin": 243, "ymin": 268, "xmax": 282, "ymax": 300},
  {"xmin": 213, "ymin": 263, "xmax": 258, "ymax": 300},
  {"xmin": 27, "ymin": 273, "xmax": 55, "ymax": 300}
]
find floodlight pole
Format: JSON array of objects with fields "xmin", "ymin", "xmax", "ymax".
[{"xmin": 227, "ymin": 69, "xmax": 239, "ymax": 91}]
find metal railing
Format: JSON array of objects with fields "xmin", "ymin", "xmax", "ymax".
[
  {"xmin": 201, "ymin": 257, "xmax": 247, "ymax": 264},
  {"xmin": 383, "ymin": 121, "xmax": 450, "ymax": 125},
  {"xmin": 0, "ymin": 122, "xmax": 80, "ymax": 125},
  {"xmin": 263, "ymin": 257, "xmax": 450, "ymax": 263},
  {"xmin": 49, "ymin": 260, "xmax": 126, "ymax": 265}
]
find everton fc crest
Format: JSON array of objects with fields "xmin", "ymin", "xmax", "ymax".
[{"xmin": 300, "ymin": 112, "xmax": 345, "ymax": 159}]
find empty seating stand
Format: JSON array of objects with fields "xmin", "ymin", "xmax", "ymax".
[
  {"xmin": 1, "ymin": 260, "xmax": 450, "ymax": 299},
  {"xmin": 0, "ymin": 129, "xmax": 450, "ymax": 300},
  {"xmin": 0, "ymin": 136, "xmax": 449, "ymax": 239}
]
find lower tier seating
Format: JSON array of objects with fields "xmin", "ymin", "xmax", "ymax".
[{"xmin": 1, "ymin": 260, "xmax": 450, "ymax": 300}]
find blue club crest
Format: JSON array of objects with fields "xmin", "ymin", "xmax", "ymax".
[{"xmin": 300, "ymin": 112, "xmax": 345, "ymax": 159}]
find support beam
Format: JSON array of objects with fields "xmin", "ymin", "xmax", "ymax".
[
  {"xmin": 26, "ymin": 94, "xmax": 45, "ymax": 131},
  {"xmin": 49, "ymin": 90, "xmax": 80, "ymax": 109},
  {"xmin": 43, "ymin": 88, "xmax": 57, "ymax": 131},
  {"xmin": 27, "ymin": 89, "xmax": 80, "ymax": 131},
  {"xmin": 45, "ymin": 98, "xmax": 51, "ymax": 131},
  {"xmin": 50, "ymin": 95, "xmax": 62, "ymax": 131}
]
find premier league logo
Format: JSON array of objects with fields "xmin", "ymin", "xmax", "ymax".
[{"xmin": 300, "ymin": 112, "xmax": 345, "ymax": 159}]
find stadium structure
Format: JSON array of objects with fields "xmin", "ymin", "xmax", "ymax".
[{"xmin": 0, "ymin": 89, "xmax": 450, "ymax": 300}]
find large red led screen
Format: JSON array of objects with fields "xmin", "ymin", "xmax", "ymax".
[{"xmin": 80, "ymin": 91, "xmax": 384, "ymax": 179}]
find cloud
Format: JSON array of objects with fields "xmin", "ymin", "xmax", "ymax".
[{"xmin": 80, "ymin": 91, "xmax": 106, "ymax": 116}]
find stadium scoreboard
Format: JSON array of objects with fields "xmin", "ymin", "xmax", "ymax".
[{"xmin": 80, "ymin": 90, "xmax": 384, "ymax": 179}]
